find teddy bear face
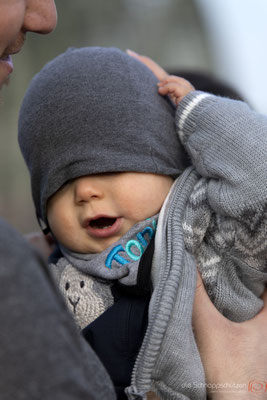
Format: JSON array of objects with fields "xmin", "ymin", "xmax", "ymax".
[{"xmin": 59, "ymin": 264, "xmax": 114, "ymax": 329}]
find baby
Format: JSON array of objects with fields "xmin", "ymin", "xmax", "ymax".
[{"xmin": 18, "ymin": 47, "xmax": 267, "ymax": 400}]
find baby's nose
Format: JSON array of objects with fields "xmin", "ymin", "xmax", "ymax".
[{"xmin": 74, "ymin": 176, "xmax": 103, "ymax": 204}]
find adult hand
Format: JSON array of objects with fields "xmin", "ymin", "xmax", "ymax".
[
  {"xmin": 24, "ymin": 231, "xmax": 55, "ymax": 259},
  {"xmin": 126, "ymin": 50, "xmax": 169, "ymax": 81},
  {"xmin": 126, "ymin": 50, "xmax": 194, "ymax": 105},
  {"xmin": 193, "ymin": 271, "xmax": 267, "ymax": 400}
]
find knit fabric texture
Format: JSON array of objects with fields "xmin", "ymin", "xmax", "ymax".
[
  {"xmin": 18, "ymin": 46, "xmax": 189, "ymax": 228},
  {"xmin": 0, "ymin": 218, "xmax": 116, "ymax": 400},
  {"xmin": 127, "ymin": 92, "xmax": 267, "ymax": 400},
  {"xmin": 60, "ymin": 216, "xmax": 157, "ymax": 285},
  {"xmin": 179, "ymin": 92, "xmax": 267, "ymax": 322},
  {"xmin": 50, "ymin": 216, "xmax": 157, "ymax": 329},
  {"xmin": 50, "ymin": 258, "xmax": 114, "ymax": 330}
]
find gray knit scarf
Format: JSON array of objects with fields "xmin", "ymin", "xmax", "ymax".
[
  {"xmin": 60, "ymin": 215, "xmax": 157, "ymax": 286},
  {"xmin": 50, "ymin": 216, "xmax": 158, "ymax": 329}
]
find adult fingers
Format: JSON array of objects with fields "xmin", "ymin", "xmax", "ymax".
[
  {"xmin": 126, "ymin": 50, "xmax": 168, "ymax": 81},
  {"xmin": 192, "ymin": 271, "xmax": 225, "ymax": 338},
  {"xmin": 261, "ymin": 286, "xmax": 267, "ymax": 307}
]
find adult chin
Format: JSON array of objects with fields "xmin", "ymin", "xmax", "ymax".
[
  {"xmin": 0, "ymin": 74, "xmax": 10, "ymax": 90},
  {"xmin": 0, "ymin": 55, "xmax": 13, "ymax": 90}
]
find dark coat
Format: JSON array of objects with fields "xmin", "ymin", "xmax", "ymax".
[{"xmin": 82, "ymin": 239, "xmax": 154, "ymax": 399}]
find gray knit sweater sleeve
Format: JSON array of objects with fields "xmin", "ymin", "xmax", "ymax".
[{"xmin": 176, "ymin": 91, "xmax": 267, "ymax": 321}]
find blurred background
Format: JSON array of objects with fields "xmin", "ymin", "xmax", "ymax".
[{"xmin": 1, "ymin": 0, "xmax": 267, "ymax": 233}]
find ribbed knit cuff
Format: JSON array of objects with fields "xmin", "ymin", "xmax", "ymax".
[{"xmin": 175, "ymin": 91, "xmax": 214, "ymax": 144}]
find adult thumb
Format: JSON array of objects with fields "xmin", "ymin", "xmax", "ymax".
[{"xmin": 192, "ymin": 271, "xmax": 222, "ymax": 339}]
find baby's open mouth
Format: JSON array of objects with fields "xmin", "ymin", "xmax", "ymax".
[
  {"xmin": 86, "ymin": 216, "xmax": 122, "ymax": 238},
  {"xmin": 89, "ymin": 217, "xmax": 117, "ymax": 230}
]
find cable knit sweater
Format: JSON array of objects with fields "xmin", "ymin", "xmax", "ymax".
[
  {"xmin": 49, "ymin": 91, "xmax": 266, "ymax": 400},
  {"xmin": 181, "ymin": 92, "xmax": 266, "ymax": 321},
  {"xmin": 126, "ymin": 92, "xmax": 267, "ymax": 400}
]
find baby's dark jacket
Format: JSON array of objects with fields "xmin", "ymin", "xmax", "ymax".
[{"xmin": 49, "ymin": 239, "xmax": 154, "ymax": 400}]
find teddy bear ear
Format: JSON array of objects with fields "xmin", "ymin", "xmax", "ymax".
[{"xmin": 49, "ymin": 261, "xmax": 63, "ymax": 284}]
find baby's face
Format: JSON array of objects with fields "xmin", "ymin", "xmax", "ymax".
[{"xmin": 47, "ymin": 172, "xmax": 173, "ymax": 254}]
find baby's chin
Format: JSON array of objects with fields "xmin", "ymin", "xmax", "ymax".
[{"xmin": 0, "ymin": 76, "xmax": 10, "ymax": 91}]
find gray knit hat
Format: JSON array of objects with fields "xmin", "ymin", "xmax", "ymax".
[{"xmin": 18, "ymin": 47, "xmax": 188, "ymax": 231}]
